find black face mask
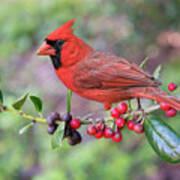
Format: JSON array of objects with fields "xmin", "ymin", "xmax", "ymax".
[{"xmin": 45, "ymin": 39, "xmax": 65, "ymax": 70}]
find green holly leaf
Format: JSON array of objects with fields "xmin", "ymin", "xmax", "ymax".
[
  {"xmin": 51, "ymin": 122, "xmax": 65, "ymax": 150},
  {"xmin": 145, "ymin": 115, "xmax": 180, "ymax": 164},
  {"xmin": 30, "ymin": 96, "xmax": 43, "ymax": 113},
  {"xmin": 19, "ymin": 122, "xmax": 34, "ymax": 135},
  {"xmin": 153, "ymin": 64, "xmax": 162, "ymax": 79},
  {"xmin": 0, "ymin": 90, "xmax": 3, "ymax": 104},
  {"xmin": 140, "ymin": 57, "xmax": 149, "ymax": 69},
  {"xmin": 12, "ymin": 93, "xmax": 29, "ymax": 110}
]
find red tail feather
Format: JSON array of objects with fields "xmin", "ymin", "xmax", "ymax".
[{"xmin": 133, "ymin": 87, "xmax": 180, "ymax": 111}]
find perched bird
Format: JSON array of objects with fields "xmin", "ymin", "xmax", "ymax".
[{"xmin": 37, "ymin": 19, "xmax": 180, "ymax": 111}]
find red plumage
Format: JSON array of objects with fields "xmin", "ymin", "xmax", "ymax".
[{"xmin": 37, "ymin": 19, "xmax": 180, "ymax": 111}]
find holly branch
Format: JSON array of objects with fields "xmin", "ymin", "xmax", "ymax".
[{"xmin": 0, "ymin": 58, "xmax": 180, "ymax": 164}]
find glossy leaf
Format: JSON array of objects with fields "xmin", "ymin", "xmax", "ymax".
[
  {"xmin": 140, "ymin": 56, "xmax": 149, "ymax": 69},
  {"xmin": 19, "ymin": 122, "xmax": 34, "ymax": 135},
  {"xmin": 145, "ymin": 115, "xmax": 180, "ymax": 163},
  {"xmin": 51, "ymin": 122, "xmax": 65, "ymax": 150},
  {"xmin": 67, "ymin": 89, "xmax": 72, "ymax": 113},
  {"xmin": 30, "ymin": 96, "xmax": 42, "ymax": 113},
  {"xmin": 153, "ymin": 64, "xmax": 162, "ymax": 79},
  {"xmin": 0, "ymin": 90, "xmax": 3, "ymax": 104},
  {"xmin": 12, "ymin": 93, "xmax": 29, "ymax": 110}
]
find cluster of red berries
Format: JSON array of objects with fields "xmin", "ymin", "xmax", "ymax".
[
  {"xmin": 160, "ymin": 82, "xmax": 178, "ymax": 117},
  {"xmin": 85, "ymin": 102, "xmax": 144, "ymax": 143},
  {"xmin": 46, "ymin": 82, "xmax": 178, "ymax": 146},
  {"xmin": 160, "ymin": 102, "xmax": 177, "ymax": 117},
  {"xmin": 67, "ymin": 104, "xmax": 143, "ymax": 144},
  {"xmin": 111, "ymin": 102, "xmax": 144, "ymax": 133},
  {"xmin": 86, "ymin": 123, "xmax": 122, "ymax": 143}
]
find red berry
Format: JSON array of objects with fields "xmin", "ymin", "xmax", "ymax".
[
  {"xmin": 160, "ymin": 102, "xmax": 170, "ymax": 111},
  {"xmin": 134, "ymin": 124, "xmax": 144, "ymax": 133},
  {"xmin": 95, "ymin": 130, "xmax": 104, "ymax": 139},
  {"xmin": 104, "ymin": 128, "xmax": 114, "ymax": 138},
  {"xmin": 166, "ymin": 108, "xmax": 177, "ymax": 117},
  {"xmin": 115, "ymin": 118, "xmax": 126, "ymax": 128},
  {"xmin": 96, "ymin": 122, "xmax": 105, "ymax": 130},
  {"xmin": 111, "ymin": 108, "xmax": 120, "ymax": 118},
  {"xmin": 87, "ymin": 124, "xmax": 97, "ymax": 136},
  {"xmin": 70, "ymin": 118, "xmax": 81, "ymax": 129},
  {"xmin": 127, "ymin": 120, "xmax": 135, "ymax": 130},
  {"xmin": 112, "ymin": 132, "xmax": 122, "ymax": 143},
  {"xmin": 117, "ymin": 102, "xmax": 128, "ymax": 114},
  {"xmin": 168, "ymin": 83, "xmax": 177, "ymax": 91}
]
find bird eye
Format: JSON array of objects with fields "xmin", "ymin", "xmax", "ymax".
[{"xmin": 56, "ymin": 39, "xmax": 64, "ymax": 46}]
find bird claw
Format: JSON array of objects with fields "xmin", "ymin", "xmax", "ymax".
[
  {"xmin": 137, "ymin": 98, "xmax": 142, "ymax": 110},
  {"xmin": 135, "ymin": 98, "xmax": 147, "ymax": 123},
  {"xmin": 136, "ymin": 108, "xmax": 147, "ymax": 124}
]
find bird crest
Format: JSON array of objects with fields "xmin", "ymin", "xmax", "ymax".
[{"xmin": 46, "ymin": 19, "xmax": 75, "ymax": 40}]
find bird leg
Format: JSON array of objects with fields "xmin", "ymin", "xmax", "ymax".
[
  {"xmin": 137, "ymin": 98, "xmax": 142, "ymax": 110},
  {"xmin": 136, "ymin": 98, "xmax": 147, "ymax": 123}
]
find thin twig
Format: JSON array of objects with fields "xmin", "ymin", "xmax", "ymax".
[{"xmin": 0, "ymin": 105, "xmax": 46, "ymax": 123}]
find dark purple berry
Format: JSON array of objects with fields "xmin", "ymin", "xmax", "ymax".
[
  {"xmin": 68, "ymin": 137, "xmax": 77, "ymax": 146},
  {"xmin": 46, "ymin": 116, "xmax": 55, "ymax": 126},
  {"xmin": 62, "ymin": 113, "xmax": 72, "ymax": 122},
  {"xmin": 64, "ymin": 124, "xmax": 72, "ymax": 137},
  {"xmin": 68, "ymin": 130, "xmax": 82, "ymax": 145},
  {"xmin": 51, "ymin": 112, "xmax": 61, "ymax": 121},
  {"xmin": 47, "ymin": 125, "xmax": 56, "ymax": 135}
]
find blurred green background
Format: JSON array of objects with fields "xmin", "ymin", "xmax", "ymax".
[{"xmin": 0, "ymin": 0, "xmax": 180, "ymax": 179}]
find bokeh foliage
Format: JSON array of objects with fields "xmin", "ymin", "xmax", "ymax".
[{"xmin": 0, "ymin": 0, "xmax": 180, "ymax": 179}]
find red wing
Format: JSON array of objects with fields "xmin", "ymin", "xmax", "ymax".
[{"xmin": 74, "ymin": 51, "xmax": 160, "ymax": 89}]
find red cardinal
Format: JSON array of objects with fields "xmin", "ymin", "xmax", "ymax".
[{"xmin": 37, "ymin": 19, "xmax": 180, "ymax": 111}]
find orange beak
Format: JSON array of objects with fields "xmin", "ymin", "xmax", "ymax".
[{"xmin": 37, "ymin": 41, "xmax": 56, "ymax": 56}]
